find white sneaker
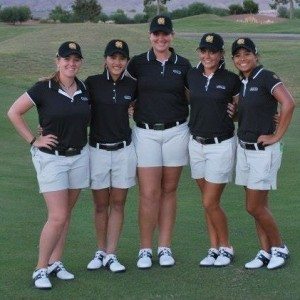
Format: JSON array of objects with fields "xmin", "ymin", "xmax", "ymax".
[
  {"xmin": 199, "ymin": 248, "xmax": 219, "ymax": 267},
  {"xmin": 158, "ymin": 247, "xmax": 175, "ymax": 267},
  {"xmin": 267, "ymin": 245, "xmax": 289, "ymax": 270},
  {"xmin": 47, "ymin": 261, "xmax": 74, "ymax": 280},
  {"xmin": 103, "ymin": 254, "xmax": 126, "ymax": 273},
  {"xmin": 214, "ymin": 246, "xmax": 234, "ymax": 267},
  {"xmin": 32, "ymin": 268, "xmax": 52, "ymax": 289},
  {"xmin": 245, "ymin": 250, "xmax": 271, "ymax": 269},
  {"xmin": 137, "ymin": 248, "xmax": 153, "ymax": 269},
  {"xmin": 87, "ymin": 250, "xmax": 106, "ymax": 270}
]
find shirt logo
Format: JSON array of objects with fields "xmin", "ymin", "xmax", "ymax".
[
  {"xmin": 249, "ymin": 87, "xmax": 258, "ymax": 92},
  {"xmin": 216, "ymin": 85, "xmax": 225, "ymax": 90},
  {"xmin": 173, "ymin": 69, "xmax": 181, "ymax": 75},
  {"xmin": 124, "ymin": 95, "xmax": 132, "ymax": 100},
  {"xmin": 80, "ymin": 96, "xmax": 89, "ymax": 101}
]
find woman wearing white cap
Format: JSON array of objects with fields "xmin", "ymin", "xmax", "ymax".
[
  {"xmin": 231, "ymin": 37, "xmax": 295, "ymax": 270},
  {"xmin": 7, "ymin": 41, "xmax": 90, "ymax": 289}
]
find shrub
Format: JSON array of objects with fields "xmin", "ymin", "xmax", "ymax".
[
  {"xmin": 0, "ymin": 6, "xmax": 31, "ymax": 24},
  {"xmin": 277, "ymin": 6, "xmax": 289, "ymax": 18},
  {"xmin": 110, "ymin": 9, "xmax": 133, "ymax": 24},
  {"xmin": 243, "ymin": 0, "xmax": 259, "ymax": 14},
  {"xmin": 228, "ymin": 4, "xmax": 244, "ymax": 15},
  {"xmin": 211, "ymin": 7, "xmax": 230, "ymax": 16},
  {"xmin": 171, "ymin": 8, "xmax": 189, "ymax": 19},
  {"xmin": 187, "ymin": 2, "xmax": 212, "ymax": 16},
  {"xmin": 133, "ymin": 13, "xmax": 148, "ymax": 23}
]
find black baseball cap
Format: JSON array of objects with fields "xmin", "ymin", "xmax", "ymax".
[
  {"xmin": 198, "ymin": 33, "xmax": 224, "ymax": 52},
  {"xmin": 231, "ymin": 37, "xmax": 258, "ymax": 56},
  {"xmin": 57, "ymin": 41, "xmax": 83, "ymax": 58},
  {"xmin": 104, "ymin": 39, "xmax": 129, "ymax": 59},
  {"xmin": 149, "ymin": 15, "xmax": 173, "ymax": 34}
]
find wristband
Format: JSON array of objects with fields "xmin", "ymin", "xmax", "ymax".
[{"xmin": 30, "ymin": 137, "xmax": 36, "ymax": 145}]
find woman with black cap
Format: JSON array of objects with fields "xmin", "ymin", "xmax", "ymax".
[
  {"xmin": 85, "ymin": 39, "xmax": 136, "ymax": 273},
  {"xmin": 126, "ymin": 15, "xmax": 191, "ymax": 269},
  {"xmin": 231, "ymin": 37, "xmax": 295, "ymax": 269},
  {"xmin": 187, "ymin": 33, "xmax": 241, "ymax": 267},
  {"xmin": 7, "ymin": 41, "xmax": 90, "ymax": 289}
]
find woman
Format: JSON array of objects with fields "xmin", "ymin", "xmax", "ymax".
[
  {"xmin": 126, "ymin": 15, "xmax": 191, "ymax": 269},
  {"xmin": 187, "ymin": 33, "xmax": 241, "ymax": 267},
  {"xmin": 85, "ymin": 40, "xmax": 137, "ymax": 273},
  {"xmin": 7, "ymin": 41, "xmax": 90, "ymax": 289},
  {"xmin": 231, "ymin": 37, "xmax": 295, "ymax": 269}
]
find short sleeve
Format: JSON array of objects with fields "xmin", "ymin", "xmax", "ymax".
[
  {"xmin": 26, "ymin": 81, "xmax": 46, "ymax": 106},
  {"xmin": 232, "ymin": 74, "xmax": 241, "ymax": 96},
  {"xmin": 264, "ymin": 70, "xmax": 282, "ymax": 94}
]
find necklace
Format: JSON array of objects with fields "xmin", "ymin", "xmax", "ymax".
[{"xmin": 60, "ymin": 80, "xmax": 76, "ymax": 90}]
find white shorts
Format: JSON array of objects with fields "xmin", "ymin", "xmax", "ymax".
[
  {"xmin": 89, "ymin": 142, "xmax": 137, "ymax": 189},
  {"xmin": 235, "ymin": 142, "xmax": 282, "ymax": 190},
  {"xmin": 31, "ymin": 145, "xmax": 90, "ymax": 193},
  {"xmin": 132, "ymin": 122, "xmax": 189, "ymax": 167},
  {"xmin": 189, "ymin": 136, "xmax": 236, "ymax": 183}
]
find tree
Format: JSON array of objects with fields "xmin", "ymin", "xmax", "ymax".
[
  {"xmin": 49, "ymin": 5, "xmax": 72, "ymax": 22},
  {"xmin": 71, "ymin": 0, "xmax": 102, "ymax": 22},
  {"xmin": 144, "ymin": 0, "xmax": 170, "ymax": 15},
  {"xmin": 0, "ymin": 6, "xmax": 31, "ymax": 24},
  {"xmin": 269, "ymin": 0, "xmax": 300, "ymax": 19},
  {"xmin": 243, "ymin": 0, "xmax": 259, "ymax": 14}
]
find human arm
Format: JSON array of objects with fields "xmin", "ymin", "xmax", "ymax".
[
  {"xmin": 227, "ymin": 94, "xmax": 239, "ymax": 121},
  {"xmin": 7, "ymin": 93, "xmax": 58, "ymax": 149},
  {"xmin": 257, "ymin": 83, "xmax": 295, "ymax": 146}
]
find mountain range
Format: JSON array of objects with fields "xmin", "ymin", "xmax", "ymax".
[{"xmin": 0, "ymin": 0, "xmax": 272, "ymax": 19}]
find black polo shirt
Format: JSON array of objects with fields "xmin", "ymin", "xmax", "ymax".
[
  {"xmin": 187, "ymin": 63, "xmax": 241, "ymax": 137},
  {"xmin": 85, "ymin": 70, "xmax": 136, "ymax": 143},
  {"xmin": 237, "ymin": 66, "xmax": 281, "ymax": 142},
  {"xmin": 27, "ymin": 78, "xmax": 90, "ymax": 150},
  {"xmin": 126, "ymin": 48, "xmax": 191, "ymax": 124}
]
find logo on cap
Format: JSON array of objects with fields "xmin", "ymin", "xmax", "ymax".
[
  {"xmin": 237, "ymin": 39, "xmax": 245, "ymax": 45},
  {"xmin": 69, "ymin": 42, "xmax": 77, "ymax": 49},
  {"xmin": 115, "ymin": 41, "xmax": 123, "ymax": 49},
  {"xmin": 205, "ymin": 35, "xmax": 214, "ymax": 43},
  {"xmin": 157, "ymin": 17, "xmax": 165, "ymax": 25}
]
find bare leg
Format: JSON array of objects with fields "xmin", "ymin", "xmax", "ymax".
[
  {"xmin": 92, "ymin": 188, "xmax": 110, "ymax": 251},
  {"xmin": 196, "ymin": 179, "xmax": 218, "ymax": 248},
  {"xmin": 48, "ymin": 189, "xmax": 81, "ymax": 264},
  {"xmin": 138, "ymin": 167, "xmax": 162, "ymax": 249},
  {"xmin": 158, "ymin": 166, "xmax": 182, "ymax": 247},
  {"xmin": 246, "ymin": 188, "xmax": 282, "ymax": 248},
  {"xmin": 106, "ymin": 188, "xmax": 128, "ymax": 253},
  {"xmin": 36, "ymin": 190, "xmax": 70, "ymax": 269}
]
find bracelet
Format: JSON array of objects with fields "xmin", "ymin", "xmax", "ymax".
[{"xmin": 30, "ymin": 137, "xmax": 36, "ymax": 145}]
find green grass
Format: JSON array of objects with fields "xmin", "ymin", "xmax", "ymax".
[
  {"xmin": 173, "ymin": 14, "xmax": 300, "ymax": 34},
  {"xmin": 1, "ymin": 19, "xmax": 300, "ymax": 299}
]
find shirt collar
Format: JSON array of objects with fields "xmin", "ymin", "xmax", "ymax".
[
  {"xmin": 243, "ymin": 65, "xmax": 264, "ymax": 80},
  {"xmin": 49, "ymin": 77, "xmax": 86, "ymax": 91},
  {"xmin": 147, "ymin": 47, "xmax": 178, "ymax": 64},
  {"xmin": 103, "ymin": 68, "xmax": 125, "ymax": 82}
]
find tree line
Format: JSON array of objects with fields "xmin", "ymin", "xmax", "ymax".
[{"xmin": 0, "ymin": 0, "xmax": 300, "ymax": 25}]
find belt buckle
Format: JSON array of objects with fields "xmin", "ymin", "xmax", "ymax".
[
  {"xmin": 239, "ymin": 140, "xmax": 247, "ymax": 149},
  {"xmin": 195, "ymin": 136, "xmax": 206, "ymax": 144},
  {"xmin": 65, "ymin": 147, "xmax": 77, "ymax": 156},
  {"xmin": 153, "ymin": 123, "xmax": 165, "ymax": 130}
]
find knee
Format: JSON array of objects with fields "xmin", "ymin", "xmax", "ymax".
[
  {"xmin": 246, "ymin": 203, "xmax": 264, "ymax": 218},
  {"xmin": 94, "ymin": 201, "xmax": 108, "ymax": 214},
  {"xmin": 110, "ymin": 198, "xmax": 125, "ymax": 213},
  {"xmin": 203, "ymin": 200, "xmax": 219, "ymax": 212},
  {"xmin": 47, "ymin": 214, "xmax": 68, "ymax": 230}
]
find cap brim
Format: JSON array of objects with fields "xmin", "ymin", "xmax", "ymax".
[
  {"xmin": 198, "ymin": 44, "xmax": 221, "ymax": 52},
  {"xmin": 60, "ymin": 50, "xmax": 83, "ymax": 58},
  {"xmin": 232, "ymin": 45, "xmax": 255, "ymax": 55},
  {"xmin": 106, "ymin": 50, "xmax": 129, "ymax": 59},
  {"xmin": 150, "ymin": 26, "xmax": 173, "ymax": 34}
]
